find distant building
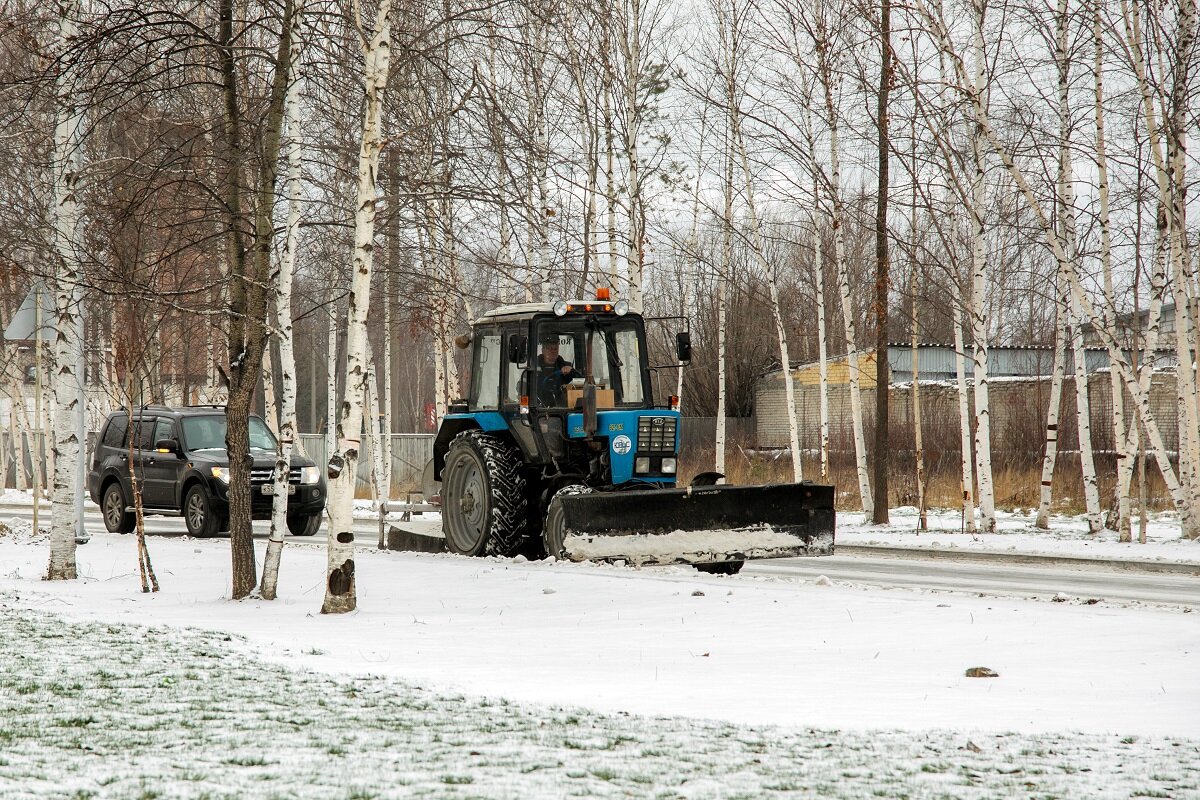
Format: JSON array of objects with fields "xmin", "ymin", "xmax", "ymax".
[{"xmin": 754, "ymin": 344, "xmax": 1179, "ymax": 453}]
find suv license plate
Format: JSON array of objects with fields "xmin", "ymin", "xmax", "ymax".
[{"xmin": 262, "ymin": 484, "xmax": 296, "ymax": 496}]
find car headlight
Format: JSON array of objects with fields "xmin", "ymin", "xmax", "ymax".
[
  {"xmin": 661, "ymin": 458, "xmax": 677, "ymax": 474},
  {"xmin": 211, "ymin": 466, "xmax": 231, "ymax": 484},
  {"xmin": 300, "ymin": 466, "xmax": 320, "ymax": 485},
  {"xmin": 635, "ymin": 457, "xmax": 650, "ymax": 474}
]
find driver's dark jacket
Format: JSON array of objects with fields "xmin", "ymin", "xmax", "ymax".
[{"xmin": 535, "ymin": 356, "xmax": 573, "ymax": 405}]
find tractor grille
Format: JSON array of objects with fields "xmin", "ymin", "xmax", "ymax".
[
  {"xmin": 250, "ymin": 467, "xmax": 301, "ymax": 486},
  {"xmin": 637, "ymin": 417, "xmax": 677, "ymax": 453}
]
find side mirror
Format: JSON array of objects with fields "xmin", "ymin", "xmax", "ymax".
[
  {"xmin": 155, "ymin": 438, "xmax": 179, "ymax": 455},
  {"xmin": 582, "ymin": 384, "xmax": 598, "ymax": 436},
  {"xmin": 508, "ymin": 335, "xmax": 528, "ymax": 364},
  {"xmin": 676, "ymin": 332, "xmax": 692, "ymax": 364}
]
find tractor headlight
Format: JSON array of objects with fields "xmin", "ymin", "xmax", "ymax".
[
  {"xmin": 661, "ymin": 458, "xmax": 677, "ymax": 474},
  {"xmin": 613, "ymin": 300, "xmax": 629, "ymax": 316},
  {"xmin": 635, "ymin": 457, "xmax": 651, "ymax": 474},
  {"xmin": 299, "ymin": 466, "xmax": 320, "ymax": 485},
  {"xmin": 553, "ymin": 300, "xmax": 569, "ymax": 316},
  {"xmin": 211, "ymin": 466, "xmax": 231, "ymax": 484}
]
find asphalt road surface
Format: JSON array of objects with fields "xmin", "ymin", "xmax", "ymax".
[{"xmin": 742, "ymin": 553, "xmax": 1200, "ymax": 607}]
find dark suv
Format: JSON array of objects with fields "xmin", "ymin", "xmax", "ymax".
[{"xmin": 88, "ymin": 405, "xmax": 326, "ymax": 538}]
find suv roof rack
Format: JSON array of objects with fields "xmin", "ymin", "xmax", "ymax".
[{"xmin": 184, "ymin": 404, "xmax": 224, "ymax": 409}]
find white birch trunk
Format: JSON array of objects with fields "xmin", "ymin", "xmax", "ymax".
[
  {"xmin": 968, "ymin": 0, "xmax": 995, "ymax": 532},
  {"xmin": 621, "ymin": 0, "xmax": 644, "ymax": 312},
  {"xmin": 814, "ymin": 211, "xmax": 830, "ymax": 481},
  {"xmin": 381, "ymin": 269, "xmax": 393, "ymax": 500},
  {"xmin": 325, "ymin": 284, "xmax": 337, "ymax": 463},
  {"xmin": 9, "ymin": 370, "xmax": 29, "ymax": 491},
  {"xmin": 953, "ymin": 300, "xmax": 976, "ymax": 532},
  {"xmin": 1092, "ymin": 3, "xmax": 1130, "ymax": 537},
  {"xmin": 1164, "ymin": 0, "xmax": 1200, "ymax": 540},
  {"xmin": 324, "ymin": 0, "xmax": 392, "ymax": 615},
  {"xmin": 1035, "ymin": 282, "xmax": 1067, "ymax": 529},
  {"xmin": 261, "ymin": 6, "xmax": 306, "ymax": 601},
  {"xmin": 716, "ymin": 125, "xmax": 734, "ymax": 478},
  {"xmin": 48, "ymin": 0, "xmax": 84, "ymax": 580},
  {"xmin": 1069, "ymin": 298, "xmax": 1102, "ymax": 533},
  {"xmin": 365, "ymin": 343, "xmax": 388, "ymax": 549},
  {"xmin": 1055, "ymin": 1, "xmax": 1101, "ymax": 533}
]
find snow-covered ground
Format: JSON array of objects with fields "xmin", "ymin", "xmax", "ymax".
[
  {"xmin": 1, "ymin": 494, "xmax": 1197, "ymax": 797},
  {"xmin": 837, "ymin": 505, "xmax": 1200, "ymax": 564}
]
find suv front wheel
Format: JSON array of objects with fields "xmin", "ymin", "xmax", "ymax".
[
  {"xmin": 183, "ymin": 485, "xmax": 220, "ymax": 538},
  {"xmin": 102, "ymin": 483, "xmax": 136, "ymax": 534}
]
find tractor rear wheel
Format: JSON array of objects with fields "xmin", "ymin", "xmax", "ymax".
[
  {"xmin": 442, "ymin": 431, "xmax": 528, "ymax": 557},
  {"xmin": 542, "ymin": 485, "xmax": 592, "ymax": 560}
]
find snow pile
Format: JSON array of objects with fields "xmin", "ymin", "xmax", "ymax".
[{"xmin": 0, "ymin": 516, "xmax": 47, "ymax": 545}]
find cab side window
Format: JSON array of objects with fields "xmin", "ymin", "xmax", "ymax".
[
  {"xmin": 471, "ymin": 331, "xmax": 502, "ymax": 411},
  {"xmin": 102, "ymin": 416, "xmax": 128, "ymax": 448},
  {"xmin": 503, "ymin": 331, "xmax": 525, "ymax": 405}
]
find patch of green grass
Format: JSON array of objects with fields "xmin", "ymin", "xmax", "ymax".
[
  {"xmin": 440, "ymin": 775, "xmax": 474, "ymax": 785},
  {"xmin": 225, "ymin": 755, "xmax": 269, "ymax": 767},
  {"xmin": 58, "ymin": 715, "xmax": 96, "ymax": 728}
]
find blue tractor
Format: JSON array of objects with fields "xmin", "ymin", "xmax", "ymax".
[{"xmin": 431, "ymin": 294, "xmax": 835, "ymax": 574}]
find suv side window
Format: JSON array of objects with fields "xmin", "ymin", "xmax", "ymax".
[
  {"xmin": 102, "ymin": 415, "xmax": 128, "ymax": 448},
  {"xmin": 153, "ymin": 418, "xmax": 175, "ymax": 447},
  {"xmin": 131, "ymin": 416, "xmax": 158, "ymax": 451}
]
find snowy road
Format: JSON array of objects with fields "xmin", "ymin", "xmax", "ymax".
[
  {"xmin": 744, "ymin": 552, "xmax": 1200, "ymax": 606},
  {"xmin": 7, "ymin": 503, "xmax": 1196, "ymax": 607}
]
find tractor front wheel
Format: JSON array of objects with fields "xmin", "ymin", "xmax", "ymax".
[
  {"xmin": 542, "ymin": 485, "xmax": 592, "ymax": 561},
  {"xmin": 442, "ymin": 431, "xmax": 528, "ymax": 557}
]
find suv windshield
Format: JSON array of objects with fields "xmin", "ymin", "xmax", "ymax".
[
  {"xmin": 533, "ymin": 318, "xmax": 646, "ymax": 408},
  {"xmin": 182, "ymin": 415, "xmax": 277, "ymax": 452}
]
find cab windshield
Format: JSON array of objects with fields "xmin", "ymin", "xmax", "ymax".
[
  {"xmin": 532, "ymin": 318, "xmax": 646, "ymax": 409},
  {"xmin": 182, "ymin": 415, "xmax": 277, "ymax": 452}
]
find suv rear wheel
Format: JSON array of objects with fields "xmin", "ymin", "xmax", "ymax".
[
  {"xmin": 102, "ymin": 483, "xmax": 135, "ymax": 534},
  {"xmin": 287, "ymin": 512, "xmax": 321, "ymax": 537},
  {"xmin": 183, "ymin": 485, "xmax": 220, "ymax": 538}
]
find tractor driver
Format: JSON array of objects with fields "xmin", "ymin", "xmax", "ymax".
[{"xmin": 535, "ymin": 332, "xmax": 574, "ymax": 406}]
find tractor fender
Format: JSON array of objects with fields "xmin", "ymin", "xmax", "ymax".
[{"xmin": 432, "ymin": 412, "xmax": 511, "ymax": 481}]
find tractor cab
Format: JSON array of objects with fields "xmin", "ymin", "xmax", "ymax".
[{"xmin": 437, "ymin": 292, "xmax": 688, "ymax": 493}]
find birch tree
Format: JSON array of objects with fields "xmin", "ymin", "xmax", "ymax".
[
  {"xmin": 261, "ymin": 1, "xmax": 307, "ymax": 601},
  {"xmin": 717, "ymin": 0, "xmax": 802, "ymax": 481},
  {"xmin": 47, "ymin": 0, "xmax": 85, "ymax": 580},
  {"xmin": 323, "ymin": 0, "xmax": 393, "ymax": 615},
  {"xmin": 813, "ymin": 0, "xmax": 871, "ymax": 513},
  {"xmin": 1091, "ymin": 1, "xmax": 1129, "ymax": 538},
  {"xmin": 1053, "ymin": 0, "xmax": 1101, "ymax": 533}
]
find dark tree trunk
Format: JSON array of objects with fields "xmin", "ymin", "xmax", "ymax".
[
  {"xmin": 218, "ymin": 0, "xmax": 295, "ymax": 599},
  {"xmin": 872, "ymin": 0, "xmax": 892, "ymax": 525}
]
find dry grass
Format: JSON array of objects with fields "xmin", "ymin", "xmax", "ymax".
[{"xmin": 680, "ymin": 447, "xmax": 1174, "ymax": 515}]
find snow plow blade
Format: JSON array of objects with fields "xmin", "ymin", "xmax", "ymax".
[{"xmin": 558, "ymin": 482, "xmax": 835, "ymax": 567}]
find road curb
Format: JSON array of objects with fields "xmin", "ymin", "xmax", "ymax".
[{"xmin": 838, "ymin": 544, "xmax": 1200, "ymax": 575}]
